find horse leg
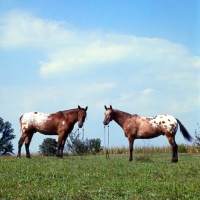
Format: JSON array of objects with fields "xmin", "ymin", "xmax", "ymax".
[
  {"xmin": 59, "ymin": 133, "xmax": 69, "ymax": 158},
  {"xmin": 56, "ymin": 135, "xmax": 63, "ymax": 158},
  {"xmin": 60, "ymin": 140, "xmax": 66, "ymax": 158},
  {"xmin": 167, "ymin": 136, "xmax": 178, "ymax": 163},
  {"xmin": 25, "ymin": 132, "xmax": 34, "ymax": 158},
  {"xmin": 128, "ymin": 136, "xmax": 134, "ymax": 161},
  {"xmin": 17, "ymin": 132, "xmax": 27, "ymax": 158}
]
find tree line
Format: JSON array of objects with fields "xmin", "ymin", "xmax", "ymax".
[{"xmin": 39, "ymin": 130, "xmax": 103, "ymax": 156}]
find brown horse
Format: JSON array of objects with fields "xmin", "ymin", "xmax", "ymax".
[
  {"xmin": 17, "ymin": 105, "xmax": 88, "ymax": 158},
  {"xmin": 103, "ymin": 105, "xmax": 193, "ymax": 162}
]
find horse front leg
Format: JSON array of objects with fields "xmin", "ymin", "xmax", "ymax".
[
  {"xmin": 56, "ymin": 142, "xmax": 61, "ymax": 158},
  {"xmin": 128, "ymin": 136, "xmax": 134, "ymax": 161},
  {"xmin": 56, "ymin": 134, "xmax": 63, "ymax": 158},
  {"xmin": 59, "ymin": 140, "xmax": 66, "ymax": 158}
]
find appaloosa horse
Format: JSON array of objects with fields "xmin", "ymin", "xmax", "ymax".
[
  {"xmin": 17, "ymin": 105, "xmax": 88, "ymax": 158},
  {"xmin": 103, "ymin": 105, "xmax": 193, "ymax": 162}
]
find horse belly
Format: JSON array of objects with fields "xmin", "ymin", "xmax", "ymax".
[
  {"xmin": 137, "ymin": 128, "xmax": 162, "ymax": 139},
  {"xmin": 34, "ymin": 113, "xmax": 58, "ymax": 134}
]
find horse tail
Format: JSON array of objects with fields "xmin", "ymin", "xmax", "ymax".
[
  {"xmin": 19, "ymin": 115, "xmax": 23, "ymax": 132},
  {"xmin": 176, "ymin": 118, "xmax": 193, "ymax": 142}
]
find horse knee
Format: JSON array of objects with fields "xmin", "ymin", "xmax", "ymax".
[{"xmin": 18, "ymin": 139, "xmax": 24, "ymax": 147}]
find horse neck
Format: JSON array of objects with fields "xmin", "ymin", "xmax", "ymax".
[
  {"xmin": 113, "ymin": 109, "xmax": 131, "ymax": 128},
  {"xmin": 62, "ymin": 109, "xmax": 78, "ymax": 124}
]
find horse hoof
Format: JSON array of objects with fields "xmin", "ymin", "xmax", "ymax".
[{"xmin": 171, "ymin": 160, "xmax": 178, "ymax": 163}]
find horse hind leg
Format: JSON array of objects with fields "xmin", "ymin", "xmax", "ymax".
[
  {"xmin": 167, "ymin": 136, "xmax": 178, "ymax": 163},
  {"xmin": 17, "ymin": 132, "xmax": 28, "ymax": 158},
  {"xmin": 25, "ymin": 132, "xmax": 34, "ymax": 158}
]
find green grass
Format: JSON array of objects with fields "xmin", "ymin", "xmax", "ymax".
[{"xmin": 0, "ymin": 153, "xmax": 200, "ymax": 199}]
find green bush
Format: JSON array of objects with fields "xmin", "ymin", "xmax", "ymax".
[
  {"xmin": 89, "ymin": 138, "xmax": 103, "ymax": 155},
  {"xmin": 38, "ymin": 138, "xmax": 57, "ymax": 156}
]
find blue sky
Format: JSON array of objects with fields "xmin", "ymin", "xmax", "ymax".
[{"xmin": 0, "ymin": 0, "xmax": 200, "ymax": 154}]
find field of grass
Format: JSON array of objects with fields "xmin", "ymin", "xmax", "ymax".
[{"xmin": 0, "ymin": 153, "xmax": 200, "ymax": 199}]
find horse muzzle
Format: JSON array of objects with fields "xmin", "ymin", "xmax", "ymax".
[
  {"xmin": 103, "ymin": 120, "xmax": 109, "ymax": 126},
  {"xmin": 78, "ymin": 123, "xmax": 83, "ymax": 128}
]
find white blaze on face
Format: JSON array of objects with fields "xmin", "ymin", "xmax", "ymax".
[
  {"xmin": 21, "ymin": 112, "xmax": 51, "ymax": 132},
  {"xmin": 105, "ymin": 110, "xmax": 111, "ymax": 118},
  {"xmin": 144, "ymin": 114, "xmax": 178, "ymax": 134},
  {"xmin": 62, "ymin": 121, "xmax": 65, "ymax": 125}
]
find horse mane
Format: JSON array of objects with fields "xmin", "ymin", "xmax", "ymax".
[
  {"xmin": 114, "ymin": 109, "xmax": 132, "ymax": 117},
  {"xmin": 60, "ymin": 108, "xmax": 78, "ymax": 113},
  {"xmin": 60, "ymin": 108, "xmax": 87, "ymax": 118}
]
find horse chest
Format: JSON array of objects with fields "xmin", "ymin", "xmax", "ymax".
[{"xmin": 58, "ymin": 120, "xmax": 72, "ymax": 131}]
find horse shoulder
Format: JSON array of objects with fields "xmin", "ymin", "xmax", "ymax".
[{"xmin": 123, "ymin": 115, "xmax": 138, "ymax": 136}]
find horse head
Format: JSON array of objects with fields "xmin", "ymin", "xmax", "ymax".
[
  {"xmin": 103, "ymin": 105, "xmax": 113, "ymax": 125},
  {"xmin": 77, "ymin": 105, "xmax": 88, "ymax": 128}
]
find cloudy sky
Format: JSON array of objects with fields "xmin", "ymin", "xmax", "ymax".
[{"xmin": 0, "ymin": 0, "xmax": 199, "ymax": 154}]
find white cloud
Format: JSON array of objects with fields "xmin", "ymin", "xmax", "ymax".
[
  {"xmin": 1, "ymin": 10, "xmax": 200, "ymax": 79},
  {"xmin": 0, "ymin": 10, "xmax": 200, "ymax": 116},
  {"xmin": 141, "ymin": 89, "xmax": 156, "ymax": 95}
]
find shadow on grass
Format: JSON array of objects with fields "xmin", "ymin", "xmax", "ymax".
[{"xmin": 135, "ymin": 154, "xmax": 153, "ymax": 162}]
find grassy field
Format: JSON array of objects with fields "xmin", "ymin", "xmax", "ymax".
[{"xmin": 0, "ymin": 153, "xmax": 200, "ymax": 199}]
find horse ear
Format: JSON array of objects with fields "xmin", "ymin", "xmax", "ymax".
[
  {"xmin": 110, "ymin": 105, "xmax": 112, "ymax": 109},
  {"xmin": 78, "ymin": 105, "xmax": 81, "ymax": 109},
  {"xmin": 85, "ymin": 106, "xmax": 88, "ymax": 111},
  {"xmin": 104, "ymin": 105, "xmax": 108, "ymax": 110}
]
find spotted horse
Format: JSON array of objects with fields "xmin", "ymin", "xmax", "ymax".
[
  {"xmin": 103, "ymin": 105, "xmax": 193, "ymax": 162},
  {"xmin": 17, "ymin": 106, "xmax": 88, "ymax": 158}
]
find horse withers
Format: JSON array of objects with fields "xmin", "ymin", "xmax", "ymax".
[
  {"xmin": 103, "ymin": 105, "xmax": 193, "ymax": 163},
  {"xmin": 17, "ymin": 105, "xmax": 88, "ymax": 158}
]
